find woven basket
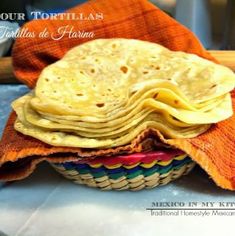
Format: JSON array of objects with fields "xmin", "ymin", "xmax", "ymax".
[{"xmin": 51, "ymin": 153, "xmax": 195, "ymax": 191}]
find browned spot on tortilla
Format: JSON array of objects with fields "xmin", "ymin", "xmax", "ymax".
[
  {"xmin": 96, "ymin": 103, "xmax": 105, "ymax": 107},
  {"xmin": 120, "ymin": 66, "xmax": 128, "ymax": 74},
  {"xmin": 210, "ymin": 84, "xmax": 217, "ymax": 89},
  {"xmin": 154, "ymin": 93, "xmax": 159, "ymax": 99}
]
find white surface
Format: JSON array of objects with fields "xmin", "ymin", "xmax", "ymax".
[{"xmin": 0, "ymin": 163, "xmax": 234, "ymax": 236}]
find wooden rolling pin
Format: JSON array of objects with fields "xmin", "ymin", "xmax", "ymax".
[{"xmin": 0, "ymin": 51, "xmax": 234, "ymax": 84}]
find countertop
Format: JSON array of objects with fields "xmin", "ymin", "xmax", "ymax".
[{"xmin": 0, "ymin": 85, "xmax": 234, "ymax": 236}]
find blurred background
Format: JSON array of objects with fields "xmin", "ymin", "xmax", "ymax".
[{"xmin": 0, "ymin": 0, "xmax": 235, "ymax": 57}]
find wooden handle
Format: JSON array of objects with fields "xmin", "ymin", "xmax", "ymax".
[
  {"xmin": 0, "ymin": 50, "xmax": 234, "ymax": 84},
  {"xmin": 0, "ymin": 57, "xmax": 19, "ymax": 84},
  {"xmin": 209, "ymin": 51, "xmax": 235, "ymax": 71}
]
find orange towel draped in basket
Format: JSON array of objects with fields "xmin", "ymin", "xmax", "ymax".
[{"xmin": 0, "ymin": 0, "xmax": 234, "ymax": 190}]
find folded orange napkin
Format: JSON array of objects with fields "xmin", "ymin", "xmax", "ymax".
[{"xmin": 0, "ymin": 0, "xmax": 234, "ymax": 190}]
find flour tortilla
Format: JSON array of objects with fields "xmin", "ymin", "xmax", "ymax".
[
  {"xmin": 11, "ymin": 38, "xmax": 235, "ymax": 149},
  {"xmin": 14, "ymin": 116, "xmax": 210, "ymax": 149},
  {"xmin": 13, "ymin": 95, "xmax": 211, "ymax": 146},
  {"xmin": 12, "ymin": 94, "xmax": 207, "ymax": 138},
  {"xmin": 36, "ymin": 93, "xmax": 232, "ymax": 125},
  {"xmin": 32, "ymin": 39, "xmax": 235, "ymax": 118},
  {"xmin": 17, "ymin": 95, "xmax": 209, "ymax": 138}
]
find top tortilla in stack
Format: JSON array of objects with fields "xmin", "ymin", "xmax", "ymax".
[{"xmin": 12, "ymin": 39, "xmax": 235, "ymax": 149}]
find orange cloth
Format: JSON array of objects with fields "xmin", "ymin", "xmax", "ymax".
[{"xmin": 0, "ymin": 0, "xmax": 234, "ymax": 190}]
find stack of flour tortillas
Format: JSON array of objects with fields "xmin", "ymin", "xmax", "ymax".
[
  {"xmin": 10, "ymin": 39, "xmax": 235, "ymax": 190},
  {"xmin": 12, "ymin": 39, "xmax": 235, "ymax": 149}
]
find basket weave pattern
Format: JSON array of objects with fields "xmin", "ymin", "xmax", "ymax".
[{"xmin": 51, "ymin": 155, "xmax": 195, "ymax": 191}]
